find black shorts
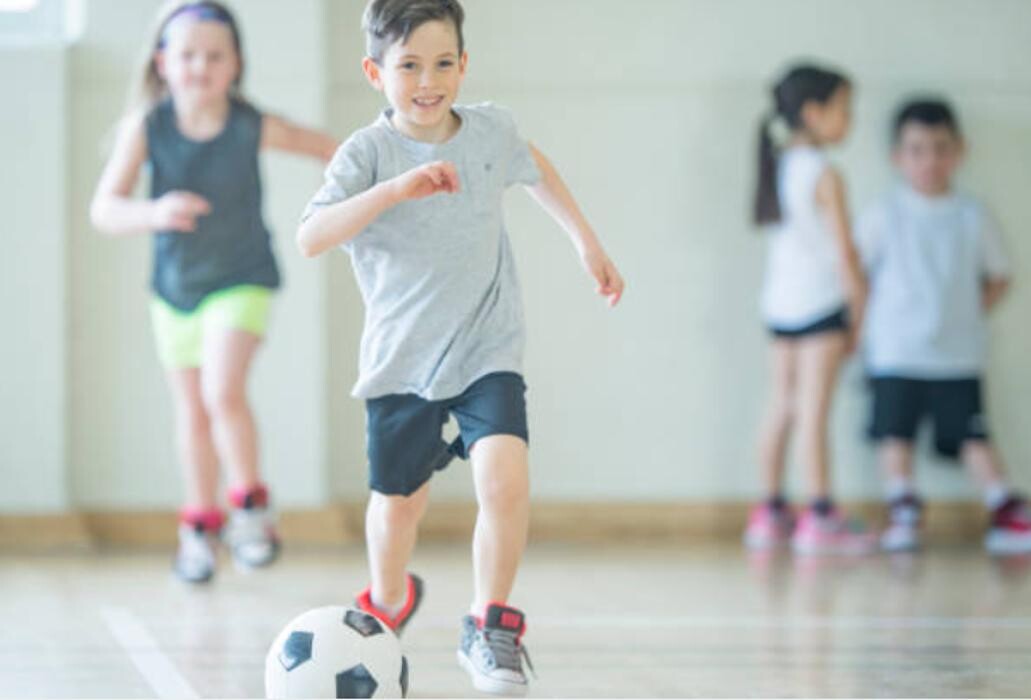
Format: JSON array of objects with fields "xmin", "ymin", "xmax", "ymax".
[
  {"xmin": 769, "ymin": 306, "xmax": 849, "ymax": 339},
  {"xmin": 365, "ymin": 372, "xmax": 529, "ymax": 496},
  {"xmin": 868, "ymin": 376, "xmax": 989, "ymax": 459}
]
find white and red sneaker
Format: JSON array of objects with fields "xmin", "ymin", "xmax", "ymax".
[
  {"xmin": 354, "ymin": 573, "xmax": 425, "ymax": 636},
  {"xmin": 881, "ymin": 494, "xmax": 924, "ymax": 553},
  {"xmin": 985, "ymin": 496, "xmax": 1031, "ymax": 555},
  {"xmin": 743, "ymin": 503, "xmax": 795, "ymax": 550},
  {"xmin": 792, "ymin": 507, "xmax": 877, "ymax": 556},
  {"xmin": 458, "ymin": 603, "xmax": 534, "ymax": 697},
  {"xmin": 224, "ymin": 484, "xmax": 280, "ymax": 570}
]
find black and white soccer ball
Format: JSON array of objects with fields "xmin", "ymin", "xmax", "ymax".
[{"xmin": 265, "ymin": 606, "xmax": 408, "ymax": 699}]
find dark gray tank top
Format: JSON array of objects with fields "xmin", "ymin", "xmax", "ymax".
[{"xmin": 146, "ymin": 98, "xmax": 280, "ymax": 311}]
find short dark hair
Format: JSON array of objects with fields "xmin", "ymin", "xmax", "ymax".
[
  {"xmin": 363, "ymin": 0, "xmax": 465, "ymax": 64},
  {"xmin": 893, "ymin": 99, "xmax": 962, "ymax": 143}
]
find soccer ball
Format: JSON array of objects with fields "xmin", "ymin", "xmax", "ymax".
[{"xmin": 265, "ymin": 606, "xmax": 408, "ymax": 698}]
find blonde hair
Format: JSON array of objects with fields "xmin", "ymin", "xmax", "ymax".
[{"xmin": 125, "ymin": 0, "xmax": 246, "ymax": 115}]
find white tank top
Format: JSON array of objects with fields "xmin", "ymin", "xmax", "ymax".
[{"xmin": 760, "ymin": 146, "xmax": 846, "ymax": 328}]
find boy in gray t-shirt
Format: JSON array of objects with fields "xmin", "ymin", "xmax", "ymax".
[
  {"xmin": 298, "ymin": 1, "xmax": 624, "ymax": 694},
  {"xmin": 857, "ymin": 98, "xmax": 1030, "ymax": 556}
]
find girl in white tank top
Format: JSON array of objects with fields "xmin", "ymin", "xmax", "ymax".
[{"xmin": 745, "ymin": 64, "xmax": 873, "ymax": 556}]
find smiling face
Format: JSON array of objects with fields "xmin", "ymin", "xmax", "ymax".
[
  {"xmin": 893, "ymin": 122, "xmax": 964, "ymax": 196},
  {"xmin": 156, "ymin": 17, "xmax": 240, "ymax": 108},
  {"xmin": 362, "ymin": 19, "xmax": 467, "ymax": 142}
]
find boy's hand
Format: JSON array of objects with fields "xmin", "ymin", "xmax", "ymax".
[
  {"xmin": 151, "ymin": 191, "xmax": 211, "ymax": 233},
  {"xmin": 581, "ymin": 246, "xmax": 625, "ymax": 307},
  {"xmin": 390, "ymin": 161, "xmax": 460, "ymax": 202}
]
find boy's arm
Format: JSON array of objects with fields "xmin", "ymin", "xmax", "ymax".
[
  {"xmin": 297, "ymin": 161, "xmax": 460, "ymax": 258},
  {"xmin": 816, "ymin": 166, "xmax": 867, "ymax": 347},
  {"xmin": 90, "ymin": 113, "xmax": 210, "ymax": 236},
  {"xmin": 983, "ymin": 277, "xmax": 1010, "ymax": 312},
  {"xmin": 524, "ymin": 144, "xmax": 624, "ymax": 307},
  {"xmin": 262, "ymin": 114, "xmax": 338, "ymax": 163}
]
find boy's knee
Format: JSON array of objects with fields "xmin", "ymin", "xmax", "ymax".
[
  {"xmin": 371, "ymin": 491, "xmax": 429, "ymax": 528},
  {"xmin": 477, "ymin": 473, "xmax": 529, "ymax": 513}
]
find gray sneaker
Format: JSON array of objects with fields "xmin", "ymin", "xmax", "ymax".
[
  {"xmin": 224, "ymin": 505, "xmax": 280, "ymax": 570},
  {"xmin": 457, "ymin": 604, "xmax": 533, "ymax": 697},
  {"xmin": 881, "ymin": 494, "xmax": 923, "ymax": 552},
  {"xmin": 173, "ymin": 523, "xmax": 217, "ymax": 584}
]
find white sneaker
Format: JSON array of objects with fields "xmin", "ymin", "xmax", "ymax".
[
  {"xmin": 985, "ymin": 496, "xmax": 1031, "ymax": 555},
  {"xmin": 224, "ymin": 506, "xmax": 280, "ymax": 570},
  {"xmin": 173, "ymin": 524, "xmax": 217, "ymax": 584},
  {"xmin": 457, "ymin": 604, "xmax": 533, "ymax": 697},
  {"xmin": 881, "ymin": 495, "xmax": 923, "ymax": 552}
]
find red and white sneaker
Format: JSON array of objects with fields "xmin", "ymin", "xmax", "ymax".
[
  {"xmin": 355, "ymin": 573, "xmax": 424, "ymax": 636},
  {"xmin": 224, "ymin": 485, "xmax": 280, "ymax": 570},
  {"xmin": 985, "ymin": 496, "xmax": 1031, "ymax": 555},
  {"xmin": 458, "ymin": 603, "xmax": 534, "ymax": 697},
  {"xmin": 881, "ymin": 494, "xmax": 924, "ymax": 553},
  {"xmin": 743, "ymin": 503, "xmax": 795, "ymax": 550},
  {"xmin": 792, "ymin": 507, "xmax": 877, "ymax": 556}
]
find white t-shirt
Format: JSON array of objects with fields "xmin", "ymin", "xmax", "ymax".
[
  {"xmin": 857, "ymin": 185, "xmax": 1010, "ymax": 378},
  {"xmin": 760, "ymin": 146, "xmax": 847, "ymax": 329}
]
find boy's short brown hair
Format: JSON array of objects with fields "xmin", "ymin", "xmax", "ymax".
[{"xmin": 362, "ymin": 0, "xmax": 465, "ymax": 64}]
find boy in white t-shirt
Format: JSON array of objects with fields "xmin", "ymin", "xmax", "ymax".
[{"xmin": 857, "ymin": 99, "xmax": 1030, "ymax": 555}]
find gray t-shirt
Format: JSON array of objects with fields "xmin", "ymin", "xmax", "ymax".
[
  {"xmin": 303, "ymin": 103, "xmax": 541, "ymax": 400},
  {"xmin": 857, "ymin": 185, "xmax": 1010, "ymax": 378}
]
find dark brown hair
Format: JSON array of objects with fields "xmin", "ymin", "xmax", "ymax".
[
  {"xmin": 362, "ymin": 0, "xmax": 465, "ymax": 64},
  {"xmin": 753, "ymin": 63, "xmax": 850, "ymax": 226}
]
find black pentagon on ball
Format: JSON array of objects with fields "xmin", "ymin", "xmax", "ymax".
[
  {"xmin": 278, "ymin": 631, "xmax": 314, "ymax": 671},
  {"xmin": 336, "ymin": 663, "xmax": 378, "ymax": 698},
  {"xmin": 343, "ymin": 609, "xmax": 385, "ymax": 638},
  {"xmin": 399, "ymin": 656, "xmax": 409, "ymax": 697}
]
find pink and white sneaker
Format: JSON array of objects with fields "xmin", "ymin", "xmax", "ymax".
[
  {"xmin": 985, "ymin": 496, "xmax": 1031, "ymax": 555},
  {"xmin": 791, "ymin": 508, "xmax": 876, "ymax": 556},
  {"xmin": 743, "ymin": 503, "xmax": 795, "ymax": 550}
]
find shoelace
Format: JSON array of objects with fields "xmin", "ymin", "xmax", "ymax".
[{"xmin": 482, "ymin": 628, "xmax": 537, "ymax": 679}]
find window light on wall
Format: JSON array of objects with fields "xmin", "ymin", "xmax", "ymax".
[{"xmin": 0, "ymin": 0, "xmax": 82, "ymax": 45}]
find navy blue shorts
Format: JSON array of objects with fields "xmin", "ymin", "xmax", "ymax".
[
  {"xmin": 365, "ymin": 372, "xmax": 529, "ymax": 496},
  {"xmin": 868, "ymin": 376, "xmax": 989, "ymax": 460},
  {"xmin": 769, "ymin": 306, "xmax": 849, "ymax": 339}
]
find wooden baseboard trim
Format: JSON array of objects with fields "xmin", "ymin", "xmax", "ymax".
[{"xmin": 0, "ymin": 501, "xmax": 990, "ymax": 550}]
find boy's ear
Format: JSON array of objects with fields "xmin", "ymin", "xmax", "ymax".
[
  {"xmin": 459, "ymin": 50, "xmax": 468, "ymax": 76},
  {"xmin": 362, "ymin": 56, "xmax": 383, "ymax": 90}
]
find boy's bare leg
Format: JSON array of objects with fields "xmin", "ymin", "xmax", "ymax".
[
  {"xmin": 469, "ymin": 434, "xmax": 529, "ymax": 614},
  {"xmin": 366, "ymin": 481, "xmax": 432, "ymax": 609}
]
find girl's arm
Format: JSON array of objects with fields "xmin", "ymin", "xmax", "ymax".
[
  {"xmin": 816, "ymin": 166, "xmax": 867, "ymax": 347},
  {"xmin": 525, "ymin": 144, "xmax": 624, "ymax": 307},
  {"xmin": 90, "ymin": 114, "xmax": 210, "ymax": 236},
  {"xmin": 983, "ymin": 277, "xmax": 1010, "ymax": 312},
  {"xmin": 262, "ymin": 115, "xmax": 338, "ymax": 163},
  {"xmin": 297, "ymin": 161, "xmax": 459, "ymax": 258}
]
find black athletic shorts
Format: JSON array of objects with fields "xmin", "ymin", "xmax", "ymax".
[
  {"xmin": 868, "ymin": 376, "xmax": 989, "ymax": 459},
  {"xmin": 769, "ymin": 306, "xmax": 849, "ymax": 339},
  {"xmin": 364, "ymin": 372, "xmax": 528, "ymax": 496}
]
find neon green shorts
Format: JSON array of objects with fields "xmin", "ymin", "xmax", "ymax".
[{"xmin": 150, "ymin": 285, "xmax": 273, "ymax": 369}]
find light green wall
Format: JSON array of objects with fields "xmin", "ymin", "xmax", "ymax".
[{"xmin": 2, "ymin": 0, "xmax": 1029, "ymax": 511}]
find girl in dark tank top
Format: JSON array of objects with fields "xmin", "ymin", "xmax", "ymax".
[{"xmin": 90, "ymin": 1, "xmax": 339, "ymax": 584}]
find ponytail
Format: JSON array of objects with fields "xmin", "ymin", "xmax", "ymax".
[
  {"xmin": 752, "ymin": 62, "xmax": 850, "ymax": 229},
  {"xmin": 753, "ymin": 113, "xmax": 781, "ymax": 225}
]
